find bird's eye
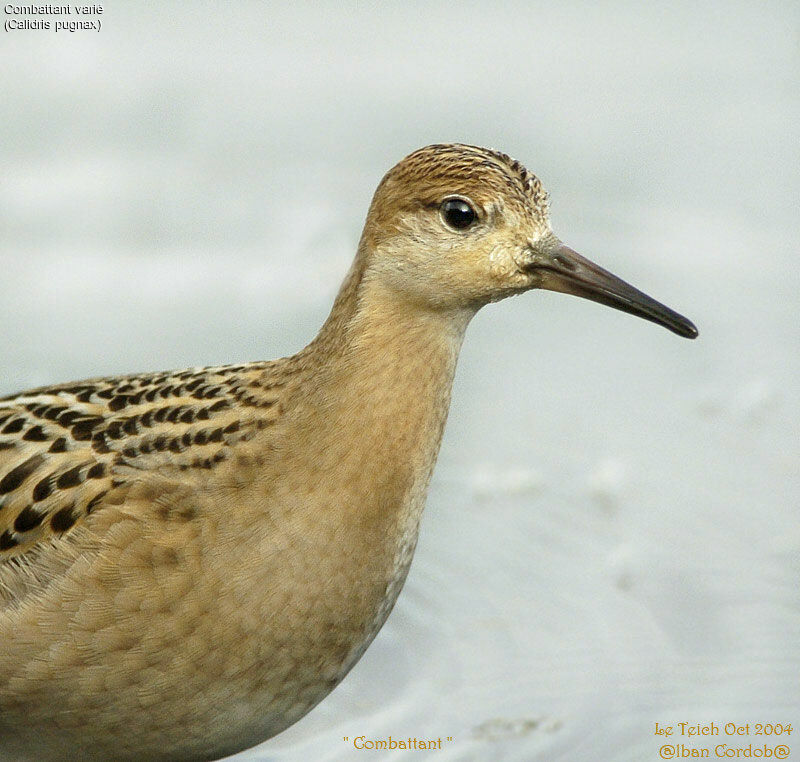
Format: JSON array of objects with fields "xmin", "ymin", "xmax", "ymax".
[{"xmin": 440, "ymin": 198, "xmax": 477, "ymax": 230}]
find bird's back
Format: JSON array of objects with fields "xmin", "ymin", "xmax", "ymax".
[{"xmin": 0, "ymin": 361, "xmax": 286, "ymax": 571}]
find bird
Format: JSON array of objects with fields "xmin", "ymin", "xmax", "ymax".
[{"xmin": 0, "ymin": 143, "xmax": 697, "ymax": 761}]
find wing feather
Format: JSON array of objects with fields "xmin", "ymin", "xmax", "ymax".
[{"xmin": 0, "ymin": 361, "xmax": 285, "ymax": 562}]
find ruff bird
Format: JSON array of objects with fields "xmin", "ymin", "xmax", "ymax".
[{"xmin": 0, "ymin": 144, "xmax": 697, "ymax": 761}]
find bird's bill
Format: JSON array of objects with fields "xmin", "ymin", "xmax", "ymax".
[{"xmin": 526, "ymin": 243, "xmax": 698, "ymax": 339}]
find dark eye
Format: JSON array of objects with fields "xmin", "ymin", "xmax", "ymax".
[{"xmin": 440, "ymin": 198, "xmax": 477, "ymax": 230}]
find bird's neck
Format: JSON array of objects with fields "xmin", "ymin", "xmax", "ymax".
[
  {"xmin": 292, "ymin": 259, "xmax": 473, "ymax": 546},
  {"xmin": 247, "ymin": 258, "xmax": 475, "ymax": 678}
]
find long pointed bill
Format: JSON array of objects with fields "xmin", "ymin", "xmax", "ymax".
[{"xmin": 525, "ymin": 243, "xmax": 698, "ymax": 339}]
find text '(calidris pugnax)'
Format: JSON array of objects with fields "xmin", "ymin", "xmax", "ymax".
[{"xmin": 0, "ymin": 144, "xmax": 697, "ymax": 761}]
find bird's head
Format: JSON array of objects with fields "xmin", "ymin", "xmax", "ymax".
[{"xmin": 358, "ymin": 143, "xmax": 697, "ymax": 338}]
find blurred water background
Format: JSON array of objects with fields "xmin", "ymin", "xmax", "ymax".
[{"xmin": 1, "ymin": 2, "xmax": 798, "ymax": 760}]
